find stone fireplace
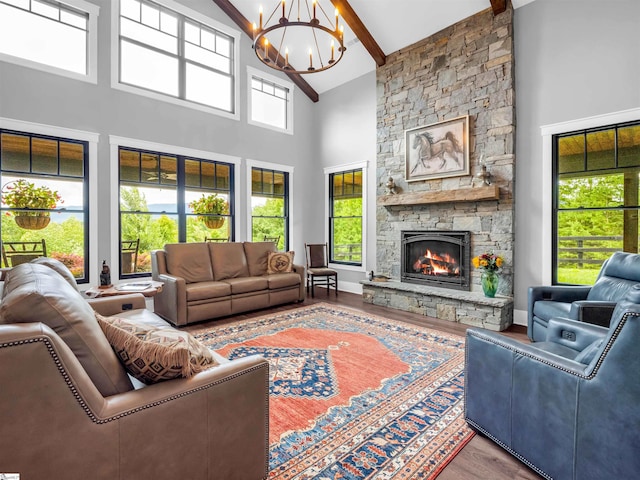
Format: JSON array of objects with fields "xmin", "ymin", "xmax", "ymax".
[
  {"xmin": 363, "ymin": 5, "xmax": 515, "ymax": 331},
  {"xmin": 401, "ymin": 231, "xmax": 470, "ymax": 291}
]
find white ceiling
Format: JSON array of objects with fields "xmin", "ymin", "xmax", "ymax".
[{"xmin": 231, "ymin": 0, "xmax": 537, "ymax": 95}]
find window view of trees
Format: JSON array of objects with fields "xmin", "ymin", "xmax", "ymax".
[
  {"xmin": 330, "ymin": 169, "xmax": 362, "ymax": 265},
  {"xmin": 555, "ymin": 122, "xmax": 640, "ymax": 285},
  {"xmin": 119, "ymin": 147, "xmax": 233, "ymax": 277},
  {"xmin": 1, "ymin": 131, "xmax": 88, "ymax": 280},
  {"xmin": 251, "ymin": 167, "xmax": 288, "ymax": 250}
]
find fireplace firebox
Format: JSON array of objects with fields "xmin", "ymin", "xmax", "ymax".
[{"xmin": 401, "ymin": 231, "xmax": 471, "ymax": 291}]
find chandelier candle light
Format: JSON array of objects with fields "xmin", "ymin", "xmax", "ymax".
[{"xmin": 252, "ymin": 0, "xmax": 346, "ymax": 74}]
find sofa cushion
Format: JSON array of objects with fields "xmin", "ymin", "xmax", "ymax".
[
  {"xmin": 95, "ymin": 313, "xmax": 217, "ymax": 385},
  {"xmin": 267, "ymin": 251, "xmax": 294, "ymax": 274},
  {"xmin": 243, "ymin": 241, "xmax": 276, "ymax": 276},
  {"xmin": 186, "ymin": 281, "xmax": 231, "ymax": 302},
  {"xmin": 30, "ymin": 257, "xmax": 79, "ymax": 290},
  {"xmin": 0, "ymin": 263, "xmax": 133, "ymax": 396},
  {"xmin": 224, "ymin": 276, "xmax": 269, "ymax": 294},
  {"xmin": 165, "ymin": 243, "xmax": 213, "ymax": 283},
  {"xmin": 209, "ymin": 242, "xmax": 249, "ymax": 281}
]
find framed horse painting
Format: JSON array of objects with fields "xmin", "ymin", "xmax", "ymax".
[{"xmin": 404, "ymin": 115, "xmax": 469, "ymax": 182}]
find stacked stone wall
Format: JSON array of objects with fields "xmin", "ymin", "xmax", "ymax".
[{"xmin": 376, "ymin": 4, "xmax": 515, "ymax": 296}]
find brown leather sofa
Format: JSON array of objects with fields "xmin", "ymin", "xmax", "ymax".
[
  {"xmin": 151, "ymin": 241, "xmax": 305, "ymax": 326},
  {"xmin": 0, "ymin": 262, "xmax": 269, "ymax": 480}
]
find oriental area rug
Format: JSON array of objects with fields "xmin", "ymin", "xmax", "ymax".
[{"xmin": 193, "ymin": 303, "xmax": 474, "ymax": 479}]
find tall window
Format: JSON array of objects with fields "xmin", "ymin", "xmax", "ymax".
[
  {"xmin": 328, "ymin": 168, "xmax": 363, "ymax": 266},
  {"xmin": 0, "ymin": 0, "xmax": 98, "ymax": 82},
  {"xmin": 0, "ymin": 129, "xmax": 89, "ymax": 281},
  {"xmin": 553, "ymin": 120, "xmax": 640, "ymax": 285},
  {"xmin": 250, "ymin": 166, "xmax": 289, "ymax": 251},
  {"xmin": 248, "ymin": 67, "xmax": 293, "ymax": 134},
  {"xmin": 119, "ymin": 146, "xmax": 233, "ymax": 277},
  {"xmin": 116, "ymin": 0, "xmax": 236, "ymax": 114}
]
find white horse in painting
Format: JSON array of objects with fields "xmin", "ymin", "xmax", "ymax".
[{"xmin": 411, "ymin": 131, "xmax": 462, "ymax": 173}]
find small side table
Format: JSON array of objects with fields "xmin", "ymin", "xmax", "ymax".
[{"xmin": 84, "ymin": 280, "xmax": 164, "ymax": 298}]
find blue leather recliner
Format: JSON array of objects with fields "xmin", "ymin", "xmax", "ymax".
[
  {"xmin": 465, "ymin": 285, "xmax": 640, "ymax": 480},
  {"xmin": 528, "ymin": 251, "xmax": 640, "ymax": 341}
]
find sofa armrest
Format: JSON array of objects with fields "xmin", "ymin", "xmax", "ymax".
[
  {"xmin": 87, "ymin": 293, "xmax": 147, "ymax": 316},
  {"xmin": 292, "ymin": 264, "xmax": 306, "ymax": 300},
  {"xmin": 569, "ymin": 300, "xmax": 616, "ymax": 327},
  {"xmin": 545, "ymin": 317, "xmax": 608, "ymax": 351},
  {"xmin": 153, "ymin": 273, "xmax": 187, "ymax": 326}
]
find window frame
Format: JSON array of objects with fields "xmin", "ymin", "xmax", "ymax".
[
  {"xmin": 110, "ymin": 135, "xmax": 241, "ymax": 278},
  {"xmin": 0, "ymin": 0, "xmax": 99, "ymax": 83},
  {"xmin": 0, "ymin": 116, "xmax": 99, "ymax": 285},
  {"xmin": 551, "ymin": 120, "xmax": 640, "ymax": 285},
  {"xmin": 247, "ymin": 66, "xmax": 294, "ymax": 135},
  {"xmin": 246, "ymin": 159, "xmax": 293, "ymax": 251},
  {"xmin": 541, "ymin": 107, "xmax": 640, "ymax": 286},
  {"xmin": 110, "ymin": 0, "xmax": 240, "ymax": 120},
  {"xmin": 324, "ymin": 161, "xmax": 367, "ymax": 270}
]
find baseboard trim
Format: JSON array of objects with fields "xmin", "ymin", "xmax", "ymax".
[{"xmin": 513, "ymin": 308, "xmax": 527, "ymax": 326}]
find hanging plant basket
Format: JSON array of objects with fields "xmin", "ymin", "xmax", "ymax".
[
  {"xmin": 14, "ymin": 214, "xmax": 50, "ymax": 230},
  {"xmin": 201, "ymin": 216, "xmax": 225, "ymax": 229}
]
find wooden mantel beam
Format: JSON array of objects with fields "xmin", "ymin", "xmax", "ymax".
[
  {"xmin": 330, "ymin": 0, "xmax": 386, "ymax": 67},
  {"xmin": 211, "ymin": 0, "xmax": 319, "ymax": 103},
  {"xmin": 490, "ymin": 0, "xmax": 507, "ymax": 15}
]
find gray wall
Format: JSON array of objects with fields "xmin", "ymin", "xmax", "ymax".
[
  {"xmin": 513, "ymin": 0, "xmax": 640, "ymax": 313},
  {"xmin": 0, "ymin": 0, "xmax": 317, "ymax": 273},
  {"xmin": 314, "ymin": 71, "xmax": 377, "ymax": 291}
]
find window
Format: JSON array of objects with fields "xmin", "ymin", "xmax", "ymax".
[
  {"xmin": 0, "ymin": 128, "xmax": 89, "ymax": 282},
  {"xmin": 119, "ymin": 145, "xmax": 234, "ymax": 278},
  {"xmin": 327, "ymin": 166, "xmax": 364, "ymax": 267},
  {"xmin": 114, "ymin": 0, "xmax": 238, "ymax": 116},
  {"xmin": 553, "ymin": 120, "xmax": 640, "ymax": 285},
  {"xmin": 0, "ymin": 0, "xmax": 98, "ymax": 82},
  {"xmin": 249, "ymin": 165, "xmax": 290, "ymax": 251},
  {"xmin": 247, "ymin": 66, "xmax": 293, "ymax": 134}
]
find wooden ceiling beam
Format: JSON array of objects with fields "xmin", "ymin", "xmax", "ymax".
[
  {"xmin": 211, "ymin": 0, "xmax": 319, "ymax": 103},
  {"xmin": 490, "ymin": 0, "xmax": 507, "ymax": 15},
  {"xmin": 329, "ymin": 0, "xmax": 386, "ymax": 67}
]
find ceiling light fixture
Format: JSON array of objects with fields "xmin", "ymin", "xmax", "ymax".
[{"xmin": 252, "ymin": 0, "xmax": 346, "ymax": 74}]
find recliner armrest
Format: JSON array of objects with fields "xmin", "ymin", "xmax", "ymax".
[
  {"xmin": 528, "ymin": 285, "xmax": 591, "ymax": 304},
  {"xmin": 569, "ymin": 300, "xmax": 616, "ymax": 327},
  {"xmin": 545, "ymin": 317, "xmax": 608, "ymax": 351}
]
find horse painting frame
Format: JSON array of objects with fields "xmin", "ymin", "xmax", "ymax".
[{"xmin": 404, "ymin": 116, "xmax": 469, "ymax": 182}]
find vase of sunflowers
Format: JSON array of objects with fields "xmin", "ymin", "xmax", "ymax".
[{"xmin": 472, "ymin": 251, "xmax": 504, "ymax": 298}]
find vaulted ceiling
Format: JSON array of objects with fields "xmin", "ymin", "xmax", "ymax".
[{"xmin": 213, "ymin": 0, "xmax": 536, "ymax": 102}]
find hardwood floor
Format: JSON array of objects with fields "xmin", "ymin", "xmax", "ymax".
[{"xmin": 187, "ymin": 290, "xmax": 543, "ymax": 480}]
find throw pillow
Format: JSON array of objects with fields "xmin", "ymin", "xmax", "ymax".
[
  {"xmin": 267, "ymin": 251, "xmax": 294, "ymax": 274},
  {"xmin": 95, "ymin": 313, "xmax": 217, "ymax": 384}
]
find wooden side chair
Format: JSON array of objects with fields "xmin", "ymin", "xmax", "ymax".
[
  {"xmin": 2, "ymin": 239, "xmax": 47, "ymax": 267},
  {"xmin": 263, "ymin": 235, "xmax": 281, "ymax": 249},
  {"xmin": 121, "ymin": 238, "xmax": 140, "ymax": 274},
  {"xmin": 304, "ymin": 243, "xmax": 338, "ymax": 298}
]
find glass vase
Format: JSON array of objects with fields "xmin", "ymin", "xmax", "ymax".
[{"xmin": 481, "ymin": 271, "xmax": 499, "ymax": 298}]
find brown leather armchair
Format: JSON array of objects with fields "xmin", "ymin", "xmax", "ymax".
[{"xmin": 0, "ymin": 263, "xmax": 269, "ymax": 480}]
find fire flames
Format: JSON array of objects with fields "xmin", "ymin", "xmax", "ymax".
[{"xmin": 413, "ymin": 249, "xmax": 460, "ymax": 276}]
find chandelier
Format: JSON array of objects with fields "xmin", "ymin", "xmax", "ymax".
[{"xmin": 252, "ymin": 0, "xmax": 346, "ymax": 74}]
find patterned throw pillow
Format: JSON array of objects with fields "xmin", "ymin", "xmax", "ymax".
[
  {"xmin": 95, "ymin": 313, "xmax": 217, "ymax": 384},
  {"xmin": 267, "ymin": 251, "xmax": 295, "ymax": 274}
]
